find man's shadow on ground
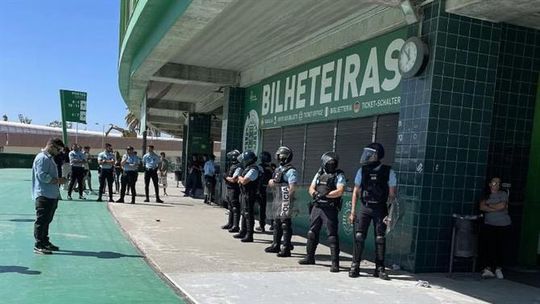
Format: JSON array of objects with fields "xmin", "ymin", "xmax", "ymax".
[
  {"xmin": 54, "ymin": 250, "xmax": 142, "ymax": 259},
  {"xmin": 0, "ymin": 266, "xmax": 41, "ymax": 275}
]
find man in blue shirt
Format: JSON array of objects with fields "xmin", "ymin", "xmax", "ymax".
[
  {"xmin": 299, "ymin": 152, "xmax": 346, "ymax": 272},
  {"xmin": 67, "ymin": 144, "xmax": 87, "ymax": 200},
  {"xmin": 265, "ymin": 146, "xmax": 298, "ymax": 258},
  {"xmin": 97, "ymin": 143, "xmax": 116, "ymax": 202},
  {"xmin": 32, "ymin": 138, "xmax": 66, "ymax": 254},
  {"xmin": 348, "ymin": 143, "xmax": 397, "ymax": 280},
  {"xmin": 203, "ymin": 154, "xmax": 216, "ymax": 204},
  {"xmin": 142, "ymin": 145, "xmax": 163, "ymax": 203}
]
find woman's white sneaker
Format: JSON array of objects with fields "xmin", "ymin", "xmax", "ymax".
[
  {"xmin": 481, "ymin": 268, "xmax": 495, "ymax": 279},
  {"xmin": 495, "ymin": 268, "xmax": 504, "ymax": 279}
]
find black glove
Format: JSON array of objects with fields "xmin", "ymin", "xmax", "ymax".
[
  {"xmin": 311, "ymin": 191, "xmax": 319, "ymax": 199},
  {"xmin": 313, "ymin": 191, "xmax": 326, "ymax": 201}
]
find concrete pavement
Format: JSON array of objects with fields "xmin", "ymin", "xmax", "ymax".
[{"xmin": 109, "ymin": 175, "xmax": 540, "ymax": 304}]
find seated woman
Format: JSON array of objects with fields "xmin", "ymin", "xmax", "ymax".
[{"xmin": 479, "ymin": 177, "xmax": 511, "ymax": 279}]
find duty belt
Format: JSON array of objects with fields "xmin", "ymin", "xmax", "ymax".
[{"xmin": 362, "ymin": 200, "xmax": 381, "ymax": 205}]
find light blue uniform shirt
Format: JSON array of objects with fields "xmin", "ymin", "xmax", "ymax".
[
  {"xmin": 123, "ymin": 154, "xmax": 139, "ymax": 171},
  {"xmin": 354, "ymin": 165, "xmax": 397, "ymax": 187},
  {"xmin": 204, "ymin": 160, "xmax": 216, "ymax": 176},
  {"xmin": 69, "ymin": 150, "xmax": 85, "ymax": 167},
  {"xmin": 232, "ymin": 167, "xmax": 242, "ymax": 178},
  {"xmin": 278, "ymin": 165, "xmax": 298, "ymax": 185},
  {"xmin": 311, "ymin": 171, "xmax": 346, "ymax": 187},
  {"xmin": 142, "ymin": 152, "xmax": 160, "ymax": 169},
  {"xmin": 32, "ymin": 150, "xmax": 60, "ymax": 200},
  {"xmin": 97, "ymin": 151, "xmax": 115, "ymax": 169},
  {"xmin": 243, "ymin": 168, "xmax": 259, "ymax": 181}
]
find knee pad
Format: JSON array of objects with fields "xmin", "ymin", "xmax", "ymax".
[
  {"xmin": 307, "ymin": 230, "xmax": 317, "ymax": 240},
  {"xmin": 281, "ymin": 221, "xmax": 289, "ymax": 230},
  {"xmin": 376, "ymin": 236, "xmax": 386, "ymax": 245},
  {"xmin": 355, "ymin": 232, "xmax": 366, "ymax": 242}
]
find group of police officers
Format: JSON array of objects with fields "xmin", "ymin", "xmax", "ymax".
[{"xmin": 220, "ymin": 143, "xmax": 397, "ymax": 279}]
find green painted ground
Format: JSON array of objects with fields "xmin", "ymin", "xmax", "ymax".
[{"xmin": 0, "ymin": 169, "xmax": 184, "ymax": 303}]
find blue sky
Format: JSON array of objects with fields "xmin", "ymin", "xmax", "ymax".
[{"xmin": 0, "ymin": 1, "xmax": 126, "ymax": 131}]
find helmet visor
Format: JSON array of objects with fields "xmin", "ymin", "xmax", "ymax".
[{"xmin": 360, "ymin": 147, "xmax": 377, "ymax": 164}]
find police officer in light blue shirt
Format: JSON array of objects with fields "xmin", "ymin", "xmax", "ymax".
[
  {"xmin": 67, "ymin": 144, "xmax": 87, "ymax": 200},
  {"xmin": 235, "ymin": 151, "xmax": 260, "ymax": 243},
  {"xmin": 142, "ymin": 145, "xmax": 163, "ymax": 203},
  {"xmin": 97, "ymin": 143, "xmax": 115, "ymax": 202},
  {"xmin": 117, "ymin": 146, "xmax": 139, "ymax": 204},
  {"xmin": 32, "ymin": 138, "xmax": 66, "ymax": 254}
]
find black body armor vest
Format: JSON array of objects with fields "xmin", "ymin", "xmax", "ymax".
[
  {"xmin": 240, "ymin": 164, "xmax": 259, "ymax": 197},
  {"xmin": 360, "ymin": 164, "xmax": 390, "ymax": 204},
  {"xmin": 273, "ymin": 164, "xmax": 294, "ymax": 184},
  {"xmin": 259, "ymin": 163, "xmax": 273, "ymax": 191},
  {"xmin": 226, "ymin": 163, "xmax": 241, "ymax": 190},
  {"xmin": 315, "ymin": 170, "xmax": 343, "ymax": 207}
]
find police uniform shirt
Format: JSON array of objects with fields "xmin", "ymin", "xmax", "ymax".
[
  {"xmin": 142, "ymin": 152, "xmax": 160, "ymax": 170},
  {"xmin": 354, "ymin": 165, "xmax": 397, "ymax": 187},
  {"xmin": 277, "ymin": 165, "xmax": 298, "ymax": 185},
  {"xmin": 97, "ymin": 151, "xmax": 115, "ymax": 169},
  {"xmin": 311, "ymin": 171, "xmax": 346, "ymax": 188},
  {"xmin": 243, "ymin": 167, "xmax": 259, "ymax": 181},
  {"xmin": 69, "ymin": 150, "xmax": 85, "ymax": 167},
  {"xmin": 122, "ymin": 154, "xmax": 139, "ymax": 171},
  {"xmin": 232, "ymin": 167, "xmax": 242, "ymax": 178}
]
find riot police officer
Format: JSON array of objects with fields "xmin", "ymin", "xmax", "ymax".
[
  {"xmin": 265, "ymin": 146, "xmax": 298, "ymax": 257},
  {"xmin": 299, "ymin": 152, "xmax": 345, "ymax": 272},
  {"xmin": 348, "ymin": 143, "xmax": 397, "ymax": 280},
  {"xmin": 234, "ymin": 150, "xmax": 260, "ymax": 242},
  {"xmin": 256, "ymin": 151, "xmax": 274, "ymax": 232},
  {"xmin": 221, "ymin": 149, "xmax": 243, "ymax": 232}
]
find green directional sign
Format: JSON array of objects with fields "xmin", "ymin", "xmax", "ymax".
[
  {"xmin": 60, "ymin": 89, "xmax": 87, "ymax": 144},
  {"xmin": 60, "ymin": 90, "xmax": 87, "ymax": 123}
]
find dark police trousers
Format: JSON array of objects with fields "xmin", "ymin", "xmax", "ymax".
[
  {"xmin": 34, "ymin": 196, "xmax": 58, "ymax": 247},
  {"xmin": 225, "ymin": 187, "xmax": 240, "ymax": 230},
  {"xmin": 120, "ymin": 171, "xmax": 138, "ymax": 203},
  {"xmin": 144, "ymin": 168, "xmax": 160, "ymax": 200},
  {"xmin": 255, "ymin": 187, "xmax": 267, "ymax": 227},
  {"xmin": 68, "ymin": 166, "xmax": 85, "ymax": 197},
  {"xmin": 98, "ymin": 168, "xmax": 114, "ymax": 201},
  {"xmin": 305, "ymin": 204, "xmax": 340, "ymax": 264},
  {"xmin": 353, "ymin": 204, "xmax": 388, "ymax": 269}
]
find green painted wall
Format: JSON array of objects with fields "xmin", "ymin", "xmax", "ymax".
[{"xmin": 520, "ymin": 76, "xmax": 540, "ymax": 266}]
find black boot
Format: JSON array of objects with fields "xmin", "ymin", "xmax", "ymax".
[
  {"xmin": 241, "ymin": 214, "xmax": 254, "ymax": 242},
  {"xmin": 374, "ymin": 236, "xmax": 388, "ymax": 279},
  {"xmin": 234, "ymin": 215, "xmax": 247, "ymax": 239},
  {"xmin": 221, "ymin": 204, "xmax": 233, "ymax": 229},
  {"xmin": 265, "ymin": 220, "xmax": 282, "ymax": 253},
  {"xmin": 228, "ymin": 206, "xmax": 240, "ymax": 233},
  {"xmin": 374, "ymin": 267, "xmax": 390, "ymax": 280},
  {"xmin": 298, "ymin": 239, "xmax": 317, "ymax": 265},
  {"xmin": 330, "ymin": 243, "xmax": 340, "ymax": 273},
  {"xmin": 349, "ymin": 233, "xmax": 365, "ymax": 278},
  {"xmin": 277, "ymin": 220, "xmax": 292, "ymax": 257}
]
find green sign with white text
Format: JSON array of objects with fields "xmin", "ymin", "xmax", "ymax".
[
  {"xmin": 245, "ymin": 28, "xmax": 408, "ymax": 131},
  {"xmin": 60, "ymin": 90, "xmax": 87, "ymax": 123}
]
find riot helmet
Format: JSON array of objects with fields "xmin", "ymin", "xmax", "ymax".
[
  {"xmin": 359, "ymin": 142, "xmax": 385, "ymax": 164},
  {"xmin": 241, "ymin": 150, "xmax": 257, "ymax": 166},
  {"xmin": 259, "ymin": 151, "xmax": 272, "ymax": 164},
  {"xmin": 321, "ymin": 151, "xmax": 339, "ymax": 174},
  {"xmin": 275, "ymin": 146, "xmax": 293, "ymax": 165},
  {"xmin": 226, "ymin": 149, "xmax": 241, "ymax": 164}
]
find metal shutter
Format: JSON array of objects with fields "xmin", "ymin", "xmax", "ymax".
[
  {"xmin": 281, "ymin": 125, "xmax": 306, "ymax": 183},
  {"xmin": 335, "ymin": 117, "xmax": 374, "ymax": 187},
  {"xmin": 262, "ymin": 128, "xmax": 282, "ymax": 155},
  {"xmin": 303, "ymin": 122, "xmax": 335, "ymax": 184},
  {"xmin": 375, "ymin": 113, "xmax": 399, "ymax": 165}
]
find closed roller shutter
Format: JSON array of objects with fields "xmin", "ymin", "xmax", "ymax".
[
  {"xmin": 335, "ymin": 117, "xmax": 374, "ymax": 186},
  {"xmin": 375, "ymin": 113, "xmax": 399, "ymax": 165},
  {"xmin": 281, "ymin": 125, "xmax": 306, "ymax": 183},
  {"xmin": 303, "ymin": 122, "xmax": 335, "ymax": 184},
  {"xmin": 262, "ymin": 128, "xmax": 282, "ymax": 155}
]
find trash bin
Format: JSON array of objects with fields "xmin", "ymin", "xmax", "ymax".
[{"xmin": 448, "ymin": 214, "xmax": 480, "ymax": 275}]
